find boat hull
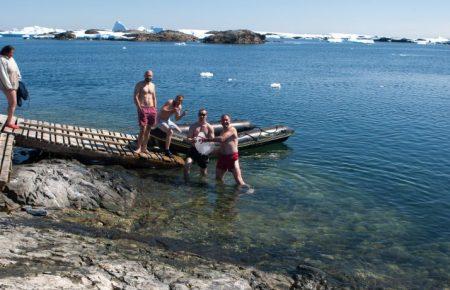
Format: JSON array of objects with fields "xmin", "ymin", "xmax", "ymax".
[{"xmin": 150, "ymin": 125, "xmax": 294, "ymax": 154}]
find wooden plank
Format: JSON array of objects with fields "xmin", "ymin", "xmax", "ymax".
[
  {"xmin": 89, "ymin": 127, "xmax": 109, "ymax": 152},
  {"xmin": 0, "ymin": 115, "xmax": 8, "ymax": 132},
  {"xmin": 29, "ymin": 119, "xmax": 39, "ymax": 140},
  {"xmin": 0, "ymin": 134, "xmax": 14, "ymax": 182},
  {"xmin": 42, "ymin": 121, "xmax": 51, "ymax": 142},
  {"xmin": 36, "ymin": 120, "xmax": 43, "ymax": 141},
  {"xmin": 21, "ymin": 122, "xmax": 135, "ymax": 141},
  {"xmin": 17, "ymin": 117, "xmax": 26, "ymax": 137},
  {"xmin": 66, "ymin": 124, "xmax": 80, "ymax": 148},
  {"xmin": 54, "ymin": 123, "xmax": 66, "ymax": 146},
  {"xmin": 13, "ymin": 117, "xmax": 24, "ymax": 135},
  {"xmin": 2, "ymin": 116, "xmax": 16, "ymax": 134},
  {"xmin": 77, "ymin": 126, "xmax": 93, "ymax": 151},
  {"xmin": 113, "ymin": 132, "xmax": 133, "ymax": 156}
]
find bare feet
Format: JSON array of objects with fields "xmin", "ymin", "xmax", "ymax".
[
  {"xmin": 5, "ymin": 123, "xmax": 20, "ymax": 130},
  {"xmin": 133, "ymin": 148, "xmax": 142, "ymax": 154}
]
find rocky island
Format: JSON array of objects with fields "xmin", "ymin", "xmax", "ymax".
[{"xmin": 203, "ymin": 30, "xmax": 266, "ymax": 44}]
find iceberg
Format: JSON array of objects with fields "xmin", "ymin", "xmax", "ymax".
[
  {"xmin": 112, "ymin": 21, "xmax": 127, "ymax": 32},
  {"xmin": 200, "ymin": 72, "xmax": 214, "ymax": 78}
]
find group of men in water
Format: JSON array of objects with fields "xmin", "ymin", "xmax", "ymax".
[{"xmin": 133, "ymin": 70, "xmax": 246, "ymax": 186}]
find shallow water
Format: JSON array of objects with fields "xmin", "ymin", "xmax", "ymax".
[{"xmin": 2, "ymin": 38, "xmax": 450, "ymax": 288}]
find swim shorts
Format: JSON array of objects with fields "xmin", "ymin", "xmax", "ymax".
[
  {"xmin": 188, "ymin": 147, "xmax": 209, "ymax": 169},
  {"xmin": 138, "ymin": 107, "xmax": 157, "ymax": 127},
  {"xmin": 157, "ymin": 118, "xmax": 181, "ymax": 132},
  {"xmin": 216, "ymin": 152, "xmax": 239, "ymax": 171}
]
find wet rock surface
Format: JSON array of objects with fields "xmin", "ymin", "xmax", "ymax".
[
  {"xmin": 0, "ymin": 213, "xmax": 326, "ymax": 289},
  {"xmin": 0, "ymin": 158, "xmax": 331, "ymax": 289},
  {"xmin": 54, "ymin": 31, "xmax": 77, "ymax": 40},
  {"xmin": 6, "ymin": 159, "xmax": 138, "ymax": 215},
  {"xmin": 203, "ymin": 30, "xmax": 266, "ymax": 44}
]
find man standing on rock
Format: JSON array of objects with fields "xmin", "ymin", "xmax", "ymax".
[
  {"xmin": 133, "ymin": 70, "xmax": 157, "ymax": 154},
  {"xmin": 184, "ymin": 108, "xmax": 215, "ymax": 180},
  {"xmin": 205, "ymin": 114, "xmax": 245, "ymax": 186}
]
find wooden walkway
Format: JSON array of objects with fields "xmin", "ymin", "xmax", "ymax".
[
  {"xmin": 0, "ymin": 133, "xmax": 14, "ymax": 190},
  {"xmin": 0, "ymin": 115, "xmax": 184, "ymax": 181}
]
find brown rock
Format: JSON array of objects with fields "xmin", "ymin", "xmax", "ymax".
[{"xmin": 203, "ymin": 30, "xmax": 266, "ymax": 44}]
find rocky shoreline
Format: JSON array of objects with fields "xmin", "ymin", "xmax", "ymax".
[{"xmin": 0, "ymin": 157, "xmax": 330, "ymax": 289}]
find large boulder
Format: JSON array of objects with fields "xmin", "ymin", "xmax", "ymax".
[
  {"xmin": 125, "ymin": 30, "xmax": 198, "ymax": 42},
  {"xmin": 203, "ymin": 30, "xmax": 266, "ymax": 44},
  {"xmin": 54, "ymin": 31, "xmax": 76, "ymax": 40},
  {"xmin": 6, "ymin": 159, "xmax": 137, "ymax": 214}
]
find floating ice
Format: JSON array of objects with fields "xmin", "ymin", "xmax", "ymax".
[
  {"xmin": 200, "ymin": 72, "xmax": 214, "ymax": 78},
  {"xmin": 227, "ymin": 78, "xmax": 234, "ymax": 82},
  {"xmin": 270, "ymin": 83, "xmax": 281, "ymax": 89},
  {"xmin": 122, "ymin": 46, "xmax": 127, "ymax": 50},
  {"xmin": 175, "ymin": 42, "xmax": 186, "ymax": 46}
]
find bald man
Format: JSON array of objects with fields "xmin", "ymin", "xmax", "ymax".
[{"xmin": 134, "ymin": 70, "xmax": 157, "ymax": 154}]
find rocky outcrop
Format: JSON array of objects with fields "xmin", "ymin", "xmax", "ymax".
[
  {"xmin": 203, "ymin": 30, "xmax": 266, "ymax": 44},
  {"xmin": 0, "ymin": 214, "xmax": 327, "ymax": 289},
  {"xmin": 125, "ymin": 30, "xmax": 198, "ymax": 42},
  {"xmin": 85, "ymin": 29, "xmax": 104, "ymax": 34},
  {"xmin": 54, "ymin": 31, "xmax": 76, "ymax": 40},
  {"xmin": 5, "ymin": 159, "xmax": 137, "ymax": 215}
]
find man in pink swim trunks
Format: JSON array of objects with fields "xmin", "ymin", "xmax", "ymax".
[
  {"xmin": 205, "ymin": 114, "xmax": 246, "ymax": 186},
  {"xmin": 133, "ymin": 70, "xmax": 157, "ymax": 154}
]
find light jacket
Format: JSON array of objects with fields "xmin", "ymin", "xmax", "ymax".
[{"xmin": 0, "ymin": 55, "xmax": 21, "ymax": 91}]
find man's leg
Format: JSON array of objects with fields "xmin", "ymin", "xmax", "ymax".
[
  {"xmin": 184, "ymin": 157, "xmax": 193, "ymax": 181},
  {"xmin": 5, "ymin": 90, "xmax": 17, "ymax": 126},
  {"xmin": 134, "ymin": 125, "xmax": 146, "ymax": 153},
  {"xmin": 216, "ymin": 167, "xmax": 226, "ymax": 183},
  {"xmin": 231, "ymin": 160, "xmax": 245, "ymax": 186},
  {"xmin": 200, "ymin": 167, "xmax": 207, "ymax": 177},
  {"xmin": 141, "ymin": 126, "xmax": 152, "ymax": 153}
]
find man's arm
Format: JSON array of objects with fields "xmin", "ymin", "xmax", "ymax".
[
  {"xmin": 0, "ymin": 60, "xmax": 13, "ymax": 90},
  {"xmin": 185, "ymin": 125, "xmax": 196, "ymax": 143},
  {"xmin": 208, "ymin": 128, "xmax": 236, "ymax": 143},
  {"xmin": 133, "ymin": 83, "xmax": 142, "ymax": 111},
  {"xmin": 153, "ymin": 85, "xmax": 157, "ymax": 109},
  {"xmin": 174, "ymin": 105, "xmax": 186, "ymax": 121},
  {"xmin": 207, "ymin": 124, "xmax": 215, "ymax": 139}
]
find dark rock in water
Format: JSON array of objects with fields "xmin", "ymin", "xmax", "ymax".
[
  {"xmin": 391, "ymin": 38, "xmax": 413, "ymax": 43},
  {"xmin": 374, "ymin": 37, "xmax": 392, "ymax": 42},
  {"xmin": 85, "ymin": 29, "xmax": 104, "ymax": 34},
  {"xmin": 203, "ymin": 30, "xmax": 266, "ymax": 44},
  {"xmin": 6, "ymin": 159, "xmax": 137, "ymax": 214},
  {"xmin": 291, "ymin": 265, "xmax": 330, "ymax": 289},
  {"xmin": 125, "ymin": 30, "xmax": 198, "ymax": 42},
  {"xmin": 54, "ymin": 31, "xmax": 76, "ymax": 40}
]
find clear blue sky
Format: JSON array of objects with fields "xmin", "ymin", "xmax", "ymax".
[{"xmin": 1, "ymin": 0, "xmax": 449, "ymax": 38}]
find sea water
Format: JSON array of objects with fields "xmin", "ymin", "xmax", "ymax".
[{"xmin": 1, "ymin": 38, "xmax": 449, "ymax": 288}]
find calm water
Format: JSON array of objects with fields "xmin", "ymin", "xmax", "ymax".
[{"xmin": 2, "ymin": 38, "xmax": 450, "ymax": 288}]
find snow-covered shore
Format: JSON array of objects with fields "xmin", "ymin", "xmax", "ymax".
[{"xmin": 1, "ymin": 21, "xmax": 449, "ymax": 45}]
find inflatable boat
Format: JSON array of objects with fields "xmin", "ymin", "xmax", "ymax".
[{"xmin": 150, "ymin": 121, "xmax": 294, "ymax": 154}]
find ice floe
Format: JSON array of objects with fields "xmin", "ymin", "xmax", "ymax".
[
  {"xmin": 270, "ymin": 83, "xmax": 281, "ymax": 89},
  {"xmin": 175, "ymin": 42, "xmax": 186, "ymax": 46},
  {"xmin": 200, "ymin": 72, "xmax": 214, "ymax": 78}
]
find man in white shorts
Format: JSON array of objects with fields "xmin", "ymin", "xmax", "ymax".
[{"xmin": 158, "ymin": 95, "xmax": 186, "ymax": 157}]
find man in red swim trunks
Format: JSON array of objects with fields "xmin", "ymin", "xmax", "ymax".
[
  {"xmin": 133, "ymin": 70, "xmax": 157, "ymax": 154},
  {"xmin": 206, "ymin": 114, "xmax": 245, "ymax": 186}
]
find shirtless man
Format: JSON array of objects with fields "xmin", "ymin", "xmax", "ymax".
[
  {"xmin": 133, "ymin": 70, "xmax": 157, "ymax": 154},
  {"xmin": 206, "ymin": 114, "xmax": 245, "ymax": 186},
  {"xmin": 158, "ymin": 95, "xmax": 187, "ymax": 157},
  {"xmin": 184, "ymin": 108, "xmax": 215, "ymax": 180}
]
